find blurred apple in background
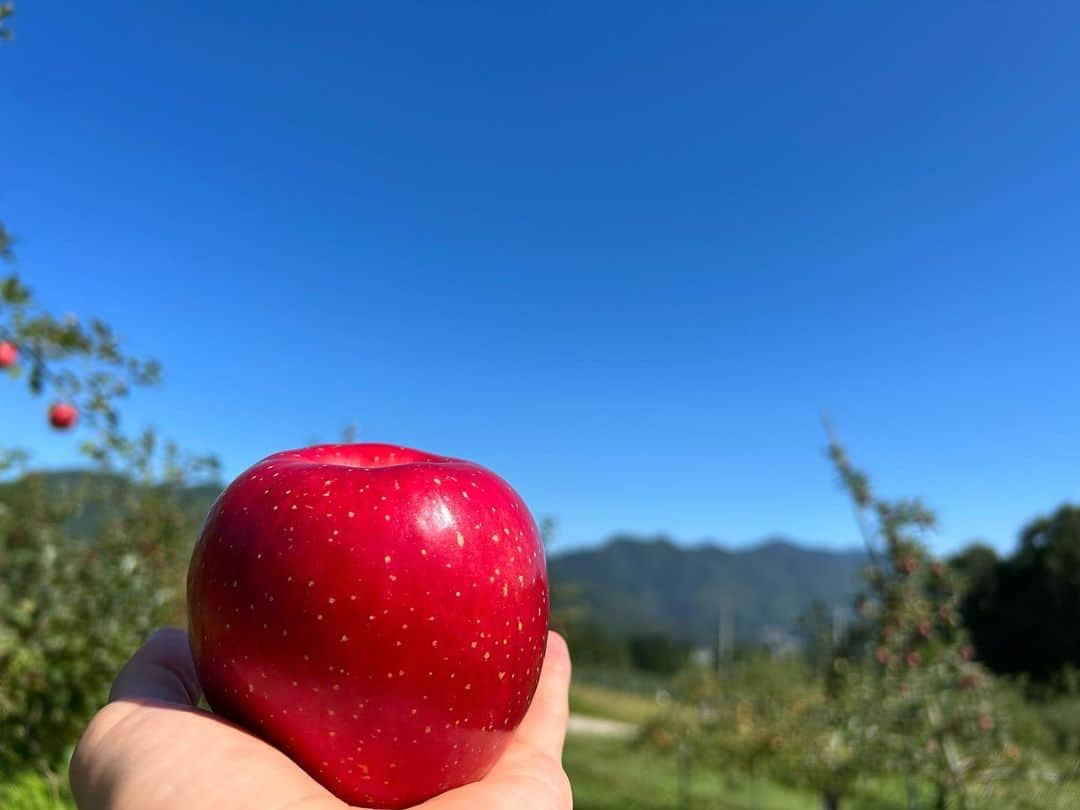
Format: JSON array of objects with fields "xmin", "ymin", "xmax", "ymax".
[
  {"xmin": 48, "ymin": 402, "xmax": 78, "ymax": 429},
  {"xmin": 0, "ymin": 341, "xmax": 17, "ymax": 368}
]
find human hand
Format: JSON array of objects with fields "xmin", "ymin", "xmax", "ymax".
[{"xmin": 70, "ymin": 627, "xmax": 572, "ymax": 810}]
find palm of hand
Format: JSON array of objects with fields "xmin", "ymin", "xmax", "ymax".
[{"xmin": 70, "ymin": 628, "xmax": 572, "ymax": 810}]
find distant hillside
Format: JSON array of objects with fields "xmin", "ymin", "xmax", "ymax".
[
  {"xmin": 0, "ymin": 469, "xmax": 221, "ymax": 538},
  {"xmin": 549, "ymin": 535, "xmax": 866, "ymax": 646}
]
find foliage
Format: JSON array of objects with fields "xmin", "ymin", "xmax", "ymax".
[
  {"xmin": 559, "ymin": 619, "xmax": 631, "ymax": 670},
  {"xmin": 0, "ymin": 227, "xmax": 217, "ymax": 773},
  {"xmin": 0, "ymin": 3, "xmax": 12, "ymax": 42},
  {"xmin": 0, "ymin": 271, "xmax": 167, "ymax": 465},
  {"xmin": 948, "ymin": 542, "xmax": 998, "ymax": 594},
  {"xmin": 644, "ymin": 654, "xmax": 870, "ymax": 807},
  {"xmin": 0, "ymin": 770, "xmax": 73, "ymax": 810},
  {"xmin": 628, "ymin": 633, "xmax": 691, "ymax": 675},
  {"xmin": 0, "ymin": 0, "xmax": 218, "ymax": 739},
  {"xmin": 0, "ymin": 437, "xmax": 216, "ymax": 777},
  {"xmin": 827, "ymin": 430, "xmax": 1051, "ymax": 807},
  {"xmin": 668, "ymin": 655, "xmax": 817, "ymax": 777},
  {"xmin": 961, "ymin": 505, "xmax": 1080, "ymax": 682},
  {"xmin": 641, "ymin": 430, "xmax": 1068, "ymax": 808},
  {"xmin": 797, "ymin": 599, "xmax": 840, "ymax": 676}
]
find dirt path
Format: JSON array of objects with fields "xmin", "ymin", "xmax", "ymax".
[{"xmin": 567, "ymin": 713, "xmax": 638, "ymax": 739}]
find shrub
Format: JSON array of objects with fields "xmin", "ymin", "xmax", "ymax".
[
  {"xmin": 0, "ymin": 269, "xmax": 217, "ymax": 776},
  {"xmin": 0, "ymin": 468, "xmax": 211, "ymax": 774}
]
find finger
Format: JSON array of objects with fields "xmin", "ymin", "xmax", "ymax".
[
  {"xmin": 512, "ymin": 631, "xmax": 571, "ymax": 758},
  {"xmin": 108, "ymin": 626, "xmax": 203, "ymax": 706}
]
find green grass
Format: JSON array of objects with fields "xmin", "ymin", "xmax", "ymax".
[
  {"xmin": 563, "ymin": 736, "xmax": 820, "ymax": 810},
  {"xmin": 0, "ymin": 771, "xmax": 73, "ymax": 810},
  {"xmin": 560, "ymin": 736, "xmax": 988, "ymax": 810},
  {"xmin": 562, "ymin": 735, "xmax": 1080, "ymax": 810},
  {"xmin": 570, "ymin": 680, "xmax": 662, "ymax": 725}
]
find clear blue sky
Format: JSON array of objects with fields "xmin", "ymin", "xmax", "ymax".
[{"xmin": 2, "ymin": 2, "xmax": 1078, "ymax": 556}]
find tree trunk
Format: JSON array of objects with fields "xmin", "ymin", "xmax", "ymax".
[
  {"xmin": 935, "ymin": 783, "xmax": 947, "ymax": 810},
  {"xmin": 822, "ymin": 789, "xmax": 842, "ymax": 810}
]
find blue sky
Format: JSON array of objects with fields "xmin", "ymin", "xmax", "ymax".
[{"xmin": 2, "ymin": 2, "xmax": 1079, "ymax": 555}]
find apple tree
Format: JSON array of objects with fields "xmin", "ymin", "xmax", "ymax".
[
  {"xmin": 0, "ymin": 19, "xmax": 219, "ymax": 773},
  {"xmin": 0, "ymin": 266, "xmax": 219, "ymax": 782},
  {"xmin": 826, "ymin": 430, "xmax": 1056, "ymax": 808}
]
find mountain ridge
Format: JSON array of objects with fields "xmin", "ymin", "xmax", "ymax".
[
  {"xmin": 551, "ymin": 532, "xmax": 862, "ymax": 558},
  {"xmin": 548, "ymin": 533, "xmax": 867, "ymax": 645}
]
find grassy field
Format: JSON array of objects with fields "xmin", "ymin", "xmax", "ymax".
[
  {"xmin": 565, "ymin": 735, "xmax": 818, "ymax": 810},
  {"xmin": 0, "ymin": 771, "xmax": 71, "ymax": 810},
  {"xmin": 566, "ymin": 678, "xmax": 845, "ymax": 810},
  {"xmin": 565, "ymin": 736, "xmax": 1080, "ymax": 810},
  {"xmin": 563, "ymin": 680, "xmax": 915, "ymax": 810},
  {"xmin": 569, "ymin": 680, "xmax": 662, "ymax": 725}
]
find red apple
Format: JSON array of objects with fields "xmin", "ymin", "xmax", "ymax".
[
  {"xmin": 48, "ymin": 402, "xmax": 78, "ymax": 429},
  {"xmin": 0, "ymin": 341, "xmax": 17, "ymax": 368},
  {"xmin": 187, "ymin": 443, "xmax": 549, "ymax": 809}
]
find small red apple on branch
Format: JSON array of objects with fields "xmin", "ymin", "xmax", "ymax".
[
  {"xmin": 48, "ymin": 402, "xmax": 78, "ymax": 429},
  {"xmin": 0, "ymin": 340, "xmax": 17, "ymax": 368},
  {"xmin": 187, "ymin": 443, "xmax": 550, "ymax": 809}
]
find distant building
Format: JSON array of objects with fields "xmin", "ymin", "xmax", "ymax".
[{"xmin": 690, "ymin": 646, "xmax": 713, "ymax": 668}]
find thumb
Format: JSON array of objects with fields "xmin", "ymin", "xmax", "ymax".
[
  {"xmin": 108, "ymin": 626, "xmax": 203, "ymax": 706},
  {"xmin": 512, "ymin": 631, "xmax": 572, "ymax": 758}
]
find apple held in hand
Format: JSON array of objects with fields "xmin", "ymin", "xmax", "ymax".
[{"xmin": 187, "ymin": 444, "xmax": 550, "ymax": 809}]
